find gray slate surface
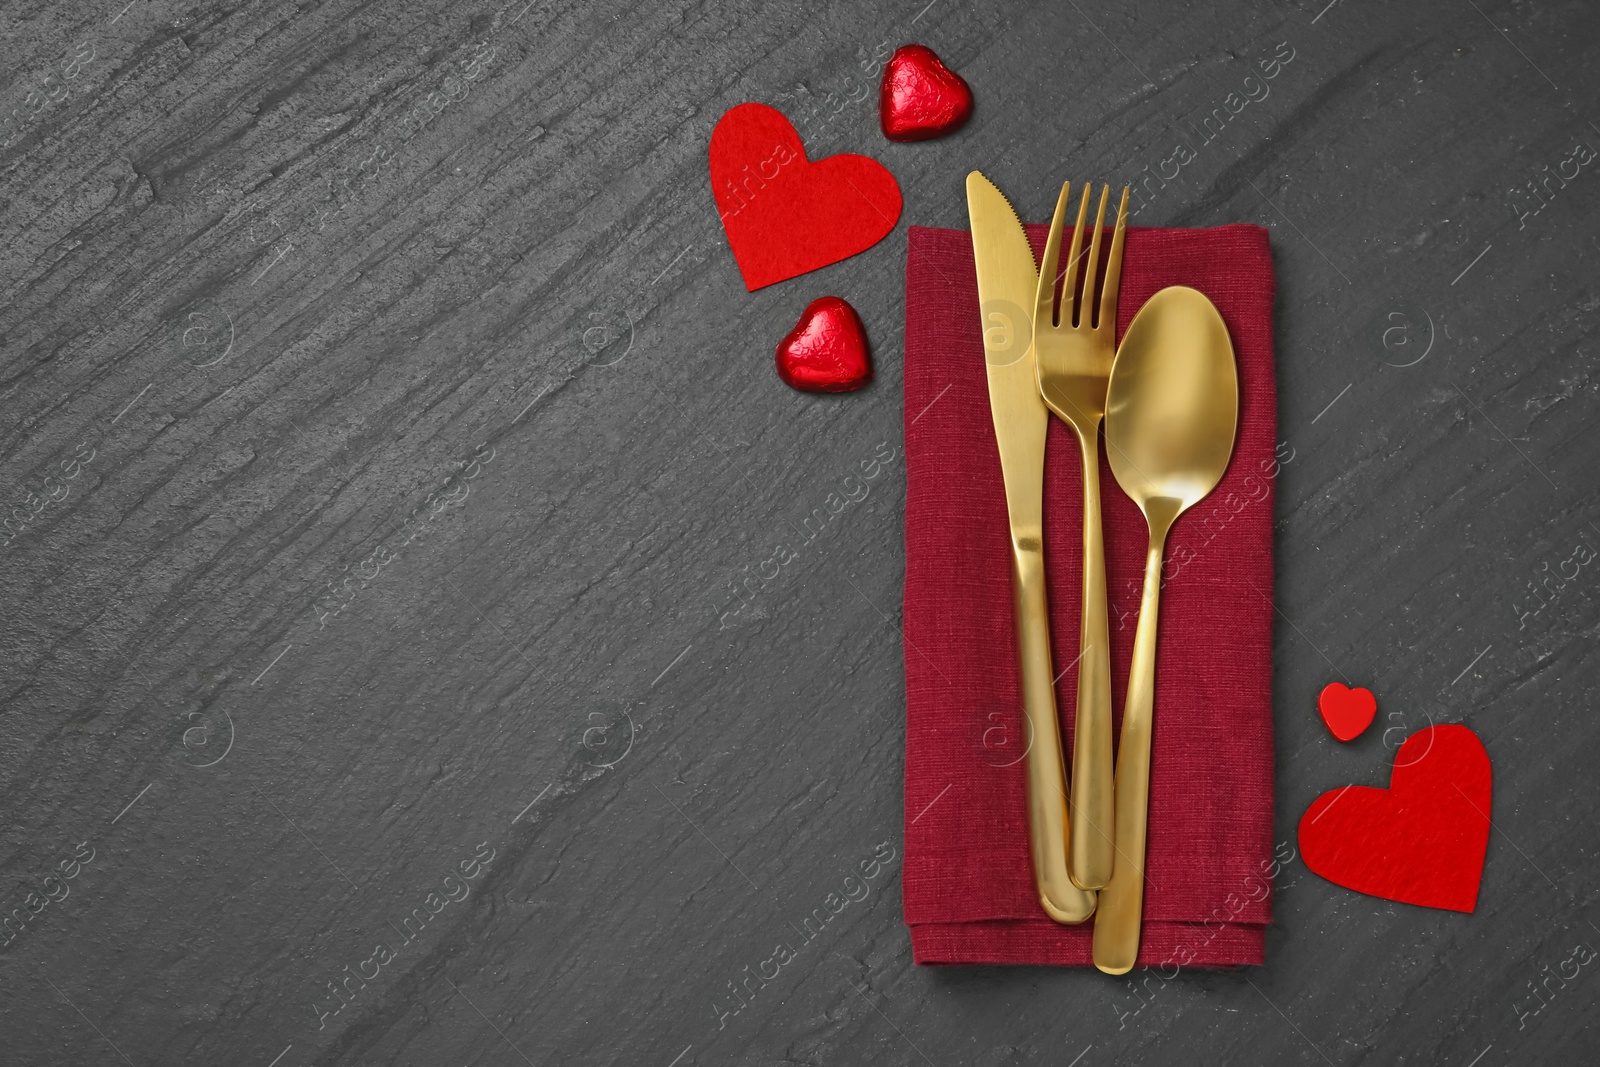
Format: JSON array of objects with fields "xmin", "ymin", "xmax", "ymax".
[{"xmin": 2, "ymin": 0, "xmax": 1598, "ymax": 1064}]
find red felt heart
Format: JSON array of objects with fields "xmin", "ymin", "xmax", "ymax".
[
  {"xmin": 709, "ymin": 103, "xmax": 902, "ymax": 291},
  {"xmin": 775, "ymin": 297, "xmax": 872, "ymax": 393},
  {"xmin": 1318, "ymin": 682, "xmax": 1377, "ymax": 741},
  {"xmin": 879, "ymin": 44, "xmax": 974, "ymax": 142},
  {"xmin": 1298, "ymin": 724, "xmax": 1491, "ymax": 912}
]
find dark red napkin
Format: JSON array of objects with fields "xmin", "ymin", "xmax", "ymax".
[{"xmin": 902, "ymin": 221, "xmax": 1278, "ymax": 967}]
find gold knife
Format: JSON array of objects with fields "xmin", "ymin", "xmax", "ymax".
[{"xmin": 967, "ymin": 171, "xmax": 1095, "ymax": 924}]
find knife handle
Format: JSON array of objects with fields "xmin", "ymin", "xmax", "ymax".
[
  {"xmin": 1013, "ymin": 543, "xmax": 1097, "ymax": 924},
  {"xmin": 1093, "ymin": 534, "xmax": 1166, "ymax": 973},
  {"xmin": 1069, "ymin": 429, "xmax": 1115, "ymax": 890}
]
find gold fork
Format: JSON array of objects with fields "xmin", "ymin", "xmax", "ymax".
[{"xmin": 1033, "ymin": 181, "xmax": 1129, "ymax": 891}]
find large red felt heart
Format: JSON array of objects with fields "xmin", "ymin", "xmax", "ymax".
[
  {"xmin": 709, "ymin": 103, "xmax": 902, "ymax": 291},
  {"xmin": 1318, "ymin": 682, "xmax": 1377, "ymax": 741},
  {"xmin": 879, "ymin": 44, "xmax": 974, "ymax": 142},
  {"xmin": 775, "ymin": 296, "xmax": 872, "ymax": 393},
  {"xmin": 1298, "ymin": 724, "xmax": 1491, "ymax": 912}
]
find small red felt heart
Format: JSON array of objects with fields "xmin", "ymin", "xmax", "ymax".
[
  {"xmin": 879, "ymin": 44, "xmax": 974, "ymax": 142},
  {"xmin": 775, "ymin": 297, "xmax": 872, "ymax": 393},
  {"xmin": 710, "ymin": 103, "xmax": 902, "ymax": 291},
  {"xmin": 1318, "ymin": 682, "xmax": 1377, "ymax": 741},
  {"xmin": 1298, "ymin": 724, "xmax": 1491, "ymax": 912}
]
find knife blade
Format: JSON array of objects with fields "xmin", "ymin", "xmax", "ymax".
[{"xmin": 966, "ymin": 171, "xmax": 1096, "ymax": 924}]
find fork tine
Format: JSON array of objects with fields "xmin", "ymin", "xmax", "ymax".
[
  {"xmin": 1035, "ymin": 181, "xmax": 1072, "ymax": 328},
  {"xmin": 1097, "ymin": 186, "xmax": 1130, "ymax": 331},
  {"xmin": 1061, "ymin": 184, "xmax": 1092, "ymax": 327},
  {"xmin": 1081, "ymin": 184, "xmax": 1110, "ymax": 327}
]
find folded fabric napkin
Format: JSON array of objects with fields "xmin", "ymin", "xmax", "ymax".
[{"xmin": 902, "ymin": 221, "xmax": 1277, "ymax": 967}]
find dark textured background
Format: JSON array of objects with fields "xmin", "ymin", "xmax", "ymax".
[{"xmin": 2, "ymin": 0, "xmax": 1597, "ymax": 1063}]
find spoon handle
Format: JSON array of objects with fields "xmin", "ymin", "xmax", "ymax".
[
  {"xmin": 1093, "ymin": 534, "xmax": 1166, "ymax": 973},
  {"xmin": 1069, "ymin": 427, "xmax": 1115, "ymax": 890},
  {"xmin": 1013, "ymin": 542, "xmax": 1097, "ymax": 924}
]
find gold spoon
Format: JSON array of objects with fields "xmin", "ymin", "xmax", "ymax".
[{"xmin": 1092, "ymin": 286, "xmax": 1239, "ymax": 975}]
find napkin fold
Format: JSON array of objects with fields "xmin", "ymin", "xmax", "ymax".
[{"xmin": 902, "ymin": 221, "xmax": 1278, "ymax": 967}]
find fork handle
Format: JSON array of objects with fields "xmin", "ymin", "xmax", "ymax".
[
  {"xmin": 1069, "ymin": 425, "xmax": 1115, "ymax": 890},
  {"xmin": 1013, "ymin": 543, "xmax": 1097, "ymax": 924}
]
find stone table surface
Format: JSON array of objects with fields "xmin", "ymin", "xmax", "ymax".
[{"xmin": 2, "ymin": 0, "xmax": 1597, "ymax": 1064}]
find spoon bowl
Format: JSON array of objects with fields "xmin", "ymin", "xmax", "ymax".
[
  {"xmin": 1092, "ymin": 285, "xmax": 1239, "ymax": 974},
  {"xmin": 1105, "ymin": 287, "xmax": 1238, "ymax": 531}
]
